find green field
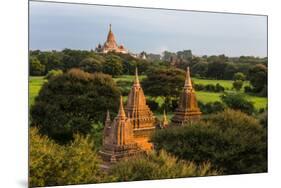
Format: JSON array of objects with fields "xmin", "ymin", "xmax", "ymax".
[{"xmin": 29, "ymin": 75, "xmax": 267, "ymax": 110}]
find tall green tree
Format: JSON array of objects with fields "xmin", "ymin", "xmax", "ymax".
[{"xmin": 31, "ymin": 69, "xmax": 120, "ymax": 143}]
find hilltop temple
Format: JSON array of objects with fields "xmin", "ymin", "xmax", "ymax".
[
  {"xmin": 99, "ymin": 68, "xmax": 156, "ymax": 163},
  {"xmin": 96, "ymin": 24, "xmax": 128, "ymax": 54},
  {"xmin": 171, "ymin": 67, "xmax": 202, "ymax": 126}
]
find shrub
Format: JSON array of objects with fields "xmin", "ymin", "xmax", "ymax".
[
  {"xmin": 110, "ymin": 150, "xmax": 219, "ymax": 181},
  {"xmin": 29, "ymin": 127, "xmax": 107, "ymax": 187},
  {"xmin": 220, "ymin": 93, "xmax": 255, "ymax": 115},
  {"xmin": 199, "ymin": 101, "xmax": 226, "ymax": 114},
  {"xmin": 45, "ymin": 69, "xmax": 63, "ymax": 80},
  {"xmin": 31, "ymin": 69, "xmax": 120, "ymax": 143},
  {"xmin": 152, "ymin": 109, "xmax": 267, "ymax": 174}
]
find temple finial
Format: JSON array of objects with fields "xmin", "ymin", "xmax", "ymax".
[
  {"xmin": 118, "ymin": 96, "xmax": 126, "ymax": 118},
  {"xmin": 106, "ymin": 110, "xmax": 111, "ymax": 121},
  {"xmin": 184, "ymin": 66, "xmax": 192, "ymax": 89},
  {"xmin": 134, "ymin": 67, "xmax": 140, "ymax": 86}
]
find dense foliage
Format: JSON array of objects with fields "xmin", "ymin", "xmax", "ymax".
[
  {"xmin": 152, "ymin": 109, "xmax": 267, "ymax": 174},
  {"xmin": 31, "ymin": 69, "xmax": 120, "ymax": 143},
  {"xmin": 29, "ymin": 127, "xmax": 108, "ymax": 187},
  {"xmin": 110, "ymin": 150, "xmax": 219, "ymax": 181},
  {"xmin": 142, "ymin": 68, "xmax": 185, "ymax": 110},
  {"xmin": 220, "ymin": 93, "xmax": 255, "ymax": 115}
]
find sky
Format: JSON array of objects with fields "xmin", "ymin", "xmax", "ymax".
[{"xmin": 29, "ymin": 1, "xmax": 267, "ymax": 57}]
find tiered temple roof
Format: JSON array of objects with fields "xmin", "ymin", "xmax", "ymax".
[
  {"xmin": 171, "ymin": 67, "xmax": 201, "ymax": 126},
  {"xmin": 99, "ymin": 96, "xmax": 142, "ymax": 163},
  {"xmin": 100, "ymin": 69, "xmax": 156, "ymax": 163}
]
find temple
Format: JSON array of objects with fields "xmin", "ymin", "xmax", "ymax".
[
  {"xmin": 100, "ymin": 68, "xmax": 156, "ymax": 163},
  {"xmin": 125, "ymin": 68, "xmax": 157, "ymax": 151},
  {"xmin": 96, "ymin": 24, "xmax": 128, "ymax": 54},
  {"xmin": 99, "ymin": 96, "xmax": 142, "ymax": 163},
  {"xmin": 171, "ymin": 67, "xmax": 202, "ymax": 126}
]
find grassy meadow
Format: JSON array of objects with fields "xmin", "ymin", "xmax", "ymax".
[{"xmin": 29, "ymin": 75, "xmax": 267, "ymax": 111}]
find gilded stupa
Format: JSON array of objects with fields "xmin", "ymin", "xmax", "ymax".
[
  {"xmin": 99, "ymin": 96, "xmax": 142, "ymax": 163},
  {"xmin": 96, "ymin": 24, "xmax": 128, "ymax": 54},
  {"xmin": 171, "ymin": 67, "xmax": 201, "ymax": 125},
  {"xmin": 125, "ymin": 68, "xmax": 157, "ymax": 151}
]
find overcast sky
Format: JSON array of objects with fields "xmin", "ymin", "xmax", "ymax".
[{"xmin": 29, "ymin": 1, "xmax": 267, "ymax": 57}]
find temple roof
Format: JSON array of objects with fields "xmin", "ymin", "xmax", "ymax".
[
  {"xmin": 184, "ymin": 67, "xmax": 193, "ymax": 90},
  {"xmin": 106, "ymin": 24, "xmax": 117, "ymax": 45},
  {"xmin": 117, "ymin": 96, "xmax": 126, "ymax": 119}
]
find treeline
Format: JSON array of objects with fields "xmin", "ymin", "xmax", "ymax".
[
  {"xmin": 30, "ymin": 49, "xmax": 267, "ymax": 96},
  {"xmin": 29, "ymin": 49, "xmax": 166, "ymax": 77}
]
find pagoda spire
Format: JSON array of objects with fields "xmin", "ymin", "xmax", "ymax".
[
  {"xmin": 106, "ymin": 110, "xmax": 111, "ymax": 122},
  {"xmin": 184, "ymin": 67, "xmax": 193, "ymax": 89},
  {"xmin": 117, "ymin": 96, "xmax": 126, "ymax": 119},
  {"xmin": 134, "ymin": 67, "xmax": 140, "ymax": 87}
]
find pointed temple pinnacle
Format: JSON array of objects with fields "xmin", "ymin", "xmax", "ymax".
[
  {"xmin": 163, "ymin": 110, "xmax": 167, "ymax": 121},
  {"xmin": 134, "ymin": 67, "xmax": 140, "ymax": 86},
  {"xmin": 106, "ymin": 110, "xmax": 111, "ymax": 121},
  {"xmin": 118, "ymin": 96, "xmax": 126, "ymax": 118},
  {"xmin": 184, "ymin": 66, "xmax": 193, "ymax": 89}
]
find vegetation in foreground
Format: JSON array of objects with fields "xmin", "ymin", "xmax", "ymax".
[{"xmin": 152, "ymin": 109, "xmax": 268, "ymax": 174}]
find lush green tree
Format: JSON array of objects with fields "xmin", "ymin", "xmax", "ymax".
[
  {"xmin": 31, "ymin": 69, "xmax": 120, "ymax": 143},
  {"xmin": 79, "ymin": 57, "xmax": 103, "ymax": 73},
  {"xmin": 29, "ymin": 127, "xmax": 108, "ymax": 187},
  {"xmin": 206, "ymin": 61, "xmax": 228, "ymax": 79},
  {"xmin": 152, "ymin": 109, "xmax": 267, "ymax": 174},
  {"xmin": 103, "ymin": 54, "xmax": 123, "ymax": 76},
  {"xmin": 220, "ymin": 93, "xmax": 255, "ymax": 114},
  {"xmin": 110, "ymin": 150, "xmax": 218, "ymax": 181},
  {"xmin": 191, "ymin": 62, "xmax": 208, "ymax": 78},
  {"xmin": 233, "ymin": 72, "xmax": 246, "ymax": 81},
  {"xmin": 232, "ymin": 80, "xmax": 243, "ymax": 91},
  {"xmin": 142, "ymin": 68, "xmax": 185, "ymax": 110},
  {"xmin": 45, "ymin": 69, "xmax": 63, "ymax": 80},
  {"xmin": 30, "ymin": 56, "xmax": 46, "ymax": 76},
  {"xmin": 248, "ymin": 64, "xmax": 267, "ymax": 94}
]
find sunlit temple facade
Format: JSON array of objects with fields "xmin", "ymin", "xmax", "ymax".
[{"xmin": 99, "ymin": 67, "xmax": 201, "ymax": 163}]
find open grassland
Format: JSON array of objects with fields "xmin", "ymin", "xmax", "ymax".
[
  {"xmin": 29, "ymin": 75, "xmax": 267, "ymax": 110},
  {"xmin": 29, "ymin": 76, "xmax": 46, "ymax": 106}
]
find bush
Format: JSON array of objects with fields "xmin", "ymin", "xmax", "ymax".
[
  {"xmin": 194, "ymin": 83, "xmax": 225, "ymax": 93},
  {"xmin": 110, "ymin": 150, "xmax": 219, "ymax": 181},
  {"xmin": 45, "ymin": 69, "xmax": 63, "ymax": 80},
  {"xmin": 31, "ymin": 69, "xmax": 120, "ymax": 143},
  {"xmin": 29, "ymin": 127, "xmax": 107, "ymax": 187},
  {"xmin": 199, "ymin": 101, "xmax": 226, "ymax": 114},
  {"xmin": 152, "ymin": 109, "xmax": 267, "ymax": 174},
  {"xmin": 221, "ymin": 93, "xmax": 255, "ymax": 115}
]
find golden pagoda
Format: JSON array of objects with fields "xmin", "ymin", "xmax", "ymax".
[
  {"xmin": 171, "ymin": 67, "xmax": 201, "ymax": 126},
  {"xmin": 125, "ymin": 67, "xmax": 157, "ymax": 151},
  {"xmin": 99, "ymin": 96, "xmax": 142, "ymax": 163},
  {"xmin": 96, "ymin": 24, "xmax": 128, "ymax": 54}
]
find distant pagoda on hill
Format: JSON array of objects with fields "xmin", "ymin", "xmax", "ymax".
[
  {"xmin": 95, "ymin": 24, "xmax": 128, "ymax": 54},
  {"xmin": 171, "ymin": 67, "xmax": 202, "ymax": 126}
]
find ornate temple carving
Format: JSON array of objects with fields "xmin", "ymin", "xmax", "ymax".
[
  {"xmin": 96, "ymin": 24, "xmax": 128, "ymax": 54},
  {"xmin": 99, "ymin": 96, "xmax": 142, "ymax": 163},
  {"xmin": 171, "ymin": 67, "xmax": 202, "ymax": 126}
]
